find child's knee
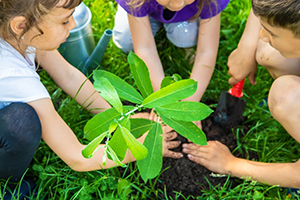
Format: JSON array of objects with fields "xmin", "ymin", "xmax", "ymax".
[
  {"xmin": 113, "ymin": 5, "xmax": 134, "ymax": 53},
  {"xmin": 0, "ymin": 102, "xmax": 42, "ymax": 148},
  {"xmin": 112, "ymin": 29, "xmax": 133, "ymax": 54},
  {"xmin": 269, "ymin": 76, "xmax": 300, "ymax": 119},
  {"xmin": 165, "ymin": 21, "xmax": 198, "ymax": 48}
]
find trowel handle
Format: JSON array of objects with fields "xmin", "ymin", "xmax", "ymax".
[{"xmin": 228, "ymin": 78, "xmax": 245, "ymax": 98}]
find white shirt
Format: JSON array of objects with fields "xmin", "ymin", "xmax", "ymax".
[{"xmin": 0, "ymin": 38, "xmax": 50, "ymax": 109}]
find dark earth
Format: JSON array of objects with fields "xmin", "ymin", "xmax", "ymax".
[
  {"xmin": 154, "ymin": 108, "xmax": 250, "ymax": 199},
  {"xmin": 120, "ymin": 100, "xmax": 257, "ymax": 199}
]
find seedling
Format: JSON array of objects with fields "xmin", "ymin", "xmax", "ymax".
[{"xmin": 82, "ymin": 52, "xmax": 213, "ymax": 182}]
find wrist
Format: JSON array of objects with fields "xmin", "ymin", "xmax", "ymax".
[{"xmin": 225, "ymin": 156, "xmax": 240, "ymax": 176}]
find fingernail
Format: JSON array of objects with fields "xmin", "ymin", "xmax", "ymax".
[{"xmin": 182, "ymin": 144, "xmax": 187, "ymax": 148}]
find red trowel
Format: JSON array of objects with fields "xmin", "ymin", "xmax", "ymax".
[{"xmin": 214, "ymin": 78, "xmax": 246, "ymax": 127}]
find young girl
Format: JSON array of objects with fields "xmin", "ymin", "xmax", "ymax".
[
  {"xmin": 113, "ymin": 0, "xmax": 230, "ymax": 103},
  {"xmin": 0, "ymin": 0, "xmax": 182, "ymax": 188}
]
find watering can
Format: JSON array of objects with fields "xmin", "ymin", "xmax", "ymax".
[{"xmin": 58, "ymin": 2, "xmax": 112, "ymax": 75}]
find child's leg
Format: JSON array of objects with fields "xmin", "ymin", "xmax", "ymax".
[
  {"xmin": 256, "ymin": 40, "xmax": 300, "ymax": 79},
  {"xmin": 0, "ymin": 103, "xmax": 42, "ymax": 184},
  {"xmin": 164, "ymin": 20, "xmax": 199, "ymax": 48},
  {"xmin": 113, "ymin": 5, "xmax": 162, "ymax": 53},
  {"xmin": 268, "ymin": 75, "xmax": 300, "ymax": 143}
]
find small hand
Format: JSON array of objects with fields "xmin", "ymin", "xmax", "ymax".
[
  {"xmin": 162, "ymin": 125, "xmax": 183, "ymax": 159},
  {"xmin": 149, "ymin": 108, "xmax": 161, "ymax": 122},
  {"xmin": 193, "ymin": 120, "xmax": 202, "ymax": 129},
  {"xmin": 227, "ymin": 48, "xmax": 258, "ymax": 85},
  {"xmin": 130, "ymin": 112, "xmax": 150, "ymax": 119},
  {"xmin": 182, "ymin": 140, "xmax": 235, "ymax": 174}
]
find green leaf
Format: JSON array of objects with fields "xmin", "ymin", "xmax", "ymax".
[
  {"xmin": 119, "ymin": 125, "xmax": 148, "ymax": 160},
  {"xmin": 118, "ymin": 179, "xmax": 132, "ymax": 197},
  {"xmin": 82, "ymin": 131, "xmax": 107, "ymax": 158},
  {"xmin": 108, "ymin": 117, "xmax": 130, "ymax": 161},
  {"xmin": 109, "ymin": 120, "xmax": 118, "ymax": 134},
  {"xmin": 137, "ymin": 122, "xmax": 163, "ymax": 182},
  {"xmin": 156, "ymin": 101, "xmax": 213, "ymax": 121},
  {"xmin": 93, "ymin": 77, "xmax": 123, "ymax": 114},
  {"xmin": 128, "ymin": 51, "xmax": 154, "ymax": 98},
  {"xmin": 159, "ymin": 113, "xmax": 207, "ymax": 145},
  {"xmin": 94, "ymin": 70, "xmax": 144, "ymax": 104},
  {"xmin": 172, "ymin": 74, "xmax": 182, "ymax": 82},
  {"xmin": 84, "ymin": 106, "xmax": 134, "ymax": 141},
  {"xmin": 142, "ymin": 79, "xmax": 197, "ymax": 108},
  {"xmin": 160, "ymin": 74, "xmax": 182, "ymax": 89},
  {"xmin": 84, "ymin": 107, "xmax": 120, "ymax": 141},
  {"xmin": 160, "ymin": 76, "xmax": 173, "ymax": 89},
  {"xmin": 107, "ymin": 145, "xmax": 126, "ymax": 167},
  {"xmin": 130, "ymin": 118, "xmax": 155, "ymax": 138}
]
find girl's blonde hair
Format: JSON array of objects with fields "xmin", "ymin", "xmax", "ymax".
[
  {"xmin": 0, "ymin": 0, "xmax": 82, "ymax": 42},
  {"xmin": 127, "ymin": 0, "xmax": 217, "ymax": 22}
]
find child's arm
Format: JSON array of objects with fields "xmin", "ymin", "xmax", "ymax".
[
  {"xmin": 227, "ymin": 9, "xmax": 261, "ymax": 85},
  {"xmin": 28, "ymin": 98, "xmax": 181, "ymax": 171},
  {"xmin": 31, "ymin": 50, "xmax": 182, "ymax": 171},
  {"xmin": 128, "ymin": 14, "xmax": 164, "ymax": 92},
  {"xmin": 37, "ymin": 50, "xmax": 111, "ymax": 114},
  {"xmin": 184, "ymin": 14, "xmax": 220, "ymax": 102},
  {"xmin": 182, "ymin": 141, "xmax": 300, "ymax": 188}
]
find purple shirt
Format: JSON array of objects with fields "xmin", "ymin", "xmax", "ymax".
[{"xmin": 116, "ymin": 0, "xmax": 230, "ymax": 23}]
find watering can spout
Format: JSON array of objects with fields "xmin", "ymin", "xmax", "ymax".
[{"xmin": 83, "ymin": 29, "xmax": 112, "ymax": 75}]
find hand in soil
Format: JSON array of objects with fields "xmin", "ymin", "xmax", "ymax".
[
  {"xmin": 182, "ymin": 140, "xmax": 236, "ymax": 175},
  {"xmin": 162, "ymin": 126, "xmax": 183, "ymax": 159},
  {"xmin": 193, "ymin": 120, "xmax": 202, "ymax": 129},
  {"xmin": 149, "ymin": 108, "xmax": 161, "ymax": 122}
]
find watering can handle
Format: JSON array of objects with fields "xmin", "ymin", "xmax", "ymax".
[{"xmin": 228, "ymin": 78, "xmax": 245, "ymax": 98}]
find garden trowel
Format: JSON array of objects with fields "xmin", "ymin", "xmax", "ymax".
[{"xmin": 214, "ymin": 78, "xmax": 246, "ymax": 127}]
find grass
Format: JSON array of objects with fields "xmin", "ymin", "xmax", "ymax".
[{"xmin": 1, "ymin": 0, "xmax": 300, "ymax": 199}]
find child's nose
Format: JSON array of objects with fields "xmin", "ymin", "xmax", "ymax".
[
  {"xmin": 259, "ymin": 28, "xmax": 270, "ymax": 43},
  {"xmin": 69, "ymin": 16, "xmax": 76, "ymax": 30}
]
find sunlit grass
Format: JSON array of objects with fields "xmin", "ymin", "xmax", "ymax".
[{"xmin": 2, "ymin": 0, "xmax": 300, "ymax": 199}]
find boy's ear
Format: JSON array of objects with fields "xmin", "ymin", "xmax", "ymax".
[{"xmin": 10, "ymin": 16, "xmax": 26, "ymax": 36}]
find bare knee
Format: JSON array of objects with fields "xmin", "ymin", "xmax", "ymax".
[{"xmin": 268, "ymin": 75, "xmax": 300, "ymax": 120}]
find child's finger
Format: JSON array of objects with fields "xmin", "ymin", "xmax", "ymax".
[
  {"xmin": 165, "ymin": 140, "xmax": 181, "ymax": 149},
  {"xmin": 164, "ymin": 151, "xmax": 183, "ymax": 159},
  {"xmin": 164, "ymin": 130, "xmax": 177, "ymax": 140}
]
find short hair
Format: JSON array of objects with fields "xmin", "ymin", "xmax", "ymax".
[{"xmin": 252, "ymin": 0, "xmax": 300, "ymax": 38}]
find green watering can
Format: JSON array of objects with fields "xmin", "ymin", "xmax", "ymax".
[{"xmin": 58, "ymin": 2, "xmax": 112, "ymax": 75}]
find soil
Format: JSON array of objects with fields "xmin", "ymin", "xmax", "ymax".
[
  {"xmin": 120, "ymin": 100, "xmax": 257, "ymax": 199},
  {"xmin": 153, "ymin": 100, "xmax": 255, "ymax": 199}
]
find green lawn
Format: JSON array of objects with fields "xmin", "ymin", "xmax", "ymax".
[{"xmin": 1, "ymin": 0, "xmax": 300, "ymax": 199}]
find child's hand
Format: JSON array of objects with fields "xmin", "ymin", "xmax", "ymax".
[
  {"xmin": 182, "ymin": 140, "xmax": 236, "ymax": 175},
  {"xmin": 162, "ymin": 125, "xmax": 183, "ymax": 158},
  {"xmin": 149, "ymin": 108, "xmax": 161, "ymax": 122},
  {"xmin": 193, "ymin": 121, "xmax": 202, "ymax": 129},
  {"xmin": 227, "ymin": 47, "xmax": 258, "ymax": 86},
  {"xmin": 130, "ymin": 112, "xmax": 150, "ymax": 119}
]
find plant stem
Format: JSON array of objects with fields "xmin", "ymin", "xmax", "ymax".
[{"xmin": 119, "ymin": 105, "xmax": 143, "ymax": 121}]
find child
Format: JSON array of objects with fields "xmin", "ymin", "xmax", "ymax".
[
  {"xmin": 182, "ymin": 0, "xmax": 300, "ymax": 188},
  {"xmin": 113, "ymin": 0, "xmax": 230, "ymax": 104},
  {"xmin": 0, "ymin": 0, "xmax": 182, "ymax": 188}
]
